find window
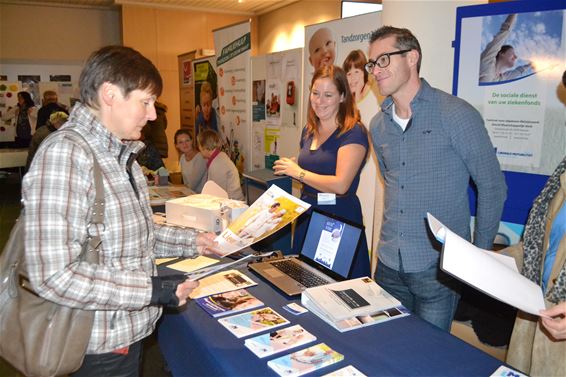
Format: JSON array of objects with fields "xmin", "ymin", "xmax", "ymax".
[{"xmin": 341, "ymin": 1, "xmax": 382, "ymax": 18}]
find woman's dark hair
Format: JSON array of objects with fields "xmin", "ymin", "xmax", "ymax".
[
  {"xmin": 305, "ymin": 65, "xmax": 360, "ymax": 138},
  {"xmin": 79, "ymin": 45, "xmax": 163, "ymax": 109},
  {"xmin": 18, "ymin": 91, "xmax": 35, "ymax": 108},
  {"xmin": 496, "ymin": 45, "xmax": 514, "ymax": 61},
  {"xmin": 174, "ymin": 128, "xmax": 192, "ymax": 144}
]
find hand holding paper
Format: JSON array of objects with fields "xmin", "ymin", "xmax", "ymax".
[{"xmin": 427, "ymin": 213, "xmax": 546, "ymax": 316}]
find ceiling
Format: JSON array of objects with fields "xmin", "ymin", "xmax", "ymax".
[{"xmin": 1, "ymin": 0, "xmax": 300, "ymax": 15}]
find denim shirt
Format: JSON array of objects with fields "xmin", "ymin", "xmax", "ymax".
[{"xmin": 370, "ymin": 79, "xmax": 507, "ymax": 272}]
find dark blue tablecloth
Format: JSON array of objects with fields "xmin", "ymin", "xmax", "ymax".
[{"xmin": 157, "ymin": 267, "xmax": 503, "ymax": 377}]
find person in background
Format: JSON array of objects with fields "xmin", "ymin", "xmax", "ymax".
[
  {"xmin": 143, "ymin": 100, "xmax": 168, "ymax": 158},
  {"xmin": 504, "ymin": 71, "xmax": 566, "ymax": 377},
  {"xmin": 195, "ymin": 81, "xmax": 218, "ymax": 138},
  {"xmin": 36, "ymin": 90, "xmax": 68, "ymax": 130},
  {"xmin": 367, "ymin": 26, "xmax": 506, "ymax": 331},
  {"xmin": 2, "ymin": 91, "xmax": 37, "ymax": 148},
  {"xmin": 197, "ymin": 129, "xmax": 243, "ymax": 200},
  {"xmin": 22, "ymin": 45, "xmax": 219, "ymax": 377},
  {"xmin": 175, "ymin": 128, "xmax": 206, "ymax": 193},
  {"xmin": 273, "ymin": 65, "xmax": 370, "ymax": 277},
  {"xmin": 26, "ymin": 111, "xmax": 68, "ymax": 170}
]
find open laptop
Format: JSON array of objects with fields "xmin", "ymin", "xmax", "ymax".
[{"xmin": 248, "ymin": 208, "xmax": 364, "ymax": 296}]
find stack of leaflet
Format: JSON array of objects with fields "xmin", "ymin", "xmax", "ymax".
[{"xmin": 301, "ymin": 277, "xmax": 409, "ymax": 332}]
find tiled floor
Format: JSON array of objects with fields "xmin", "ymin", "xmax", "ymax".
[{"xmin": 0, "ymin": 169, "xmax": 170, "ymax": 377}]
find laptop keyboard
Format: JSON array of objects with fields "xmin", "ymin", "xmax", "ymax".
[{"xmin": 271, "ymin": 260, "xmax": 330, "ymax": 288}]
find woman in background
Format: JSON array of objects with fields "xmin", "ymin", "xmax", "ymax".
[
  {"xmin": 174, "ymin": 129, "xmax": 206, "ymax": 193},
  {"xmin": 273, "ymin": 65, "xmax": 370, "ymax": 276},
  {"xmin": 2, "ymin": 91, "xmax": 37, "ymax": 148}
]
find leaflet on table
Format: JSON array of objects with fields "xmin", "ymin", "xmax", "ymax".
[
  {"xmin": 189, "ymin": 269, "xmax": 257, "ymax": 299},
  {"xmin": 426, "ymin": 213, "xmax": 546, "ymax": 317},
  {"xmin": 267, "ymin": 343, "xmax": 344, "ymax": 377},
  {"xmin": 148, "ymin": 185, "xmax": 193, "ymax": 206},
  {"xmin": 195, "ymin": 289, "xmax": 264, "ymax": 318},
  {"xmin": 186, "ymin": 252, "xmax": 273, "ymax": 281},
  {"xmin": 166, "ymin": 255, "xmax": 219, "ymax": 273},
  {"xmin": 302, "ymin": 293, "xmax": 409, "ymax": 333},
  {"xmin": 301, "ymin": 277, "xmax": 402, "ymax": 322},
  {"xmin": 217, "ymin": 307, "xmax": 289, "ymax": 338},
  {"xmin": 244, "ymin": 324, "xmax": 317, "ymax": 358},
  {"xmin": 322, "ymin": 365, "xmax": 367, "ymax": 377},
  {"xmin": 214, "ymin": 184, "xmax": 310, "ymax": 256}
]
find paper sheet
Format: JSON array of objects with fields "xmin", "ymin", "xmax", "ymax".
[
  {"xmin": 166, "ymin": 256, "xmax": 219, "ymax": 274},
  {"xmin": 426, "ymin": 213, "xmax": 546, "ymax": 316}
]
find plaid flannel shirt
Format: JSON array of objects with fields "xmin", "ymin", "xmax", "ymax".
[{"xmin": 22, "ymin": 103, "xmax": 198, "ymax": 353}]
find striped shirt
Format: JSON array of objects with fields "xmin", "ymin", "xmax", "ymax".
[
  {"xmin": 370, "ymin": 79, "xmax": 507, "ymax": 273},
  {"xmin": 22, "ymin": 103, "xmax": 198, "ymax": 353}
]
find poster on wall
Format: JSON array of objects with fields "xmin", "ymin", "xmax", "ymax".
[
  {"xmin": 0, "ymin": 82, "xmax": 21, "ymax": 142},
  {"xmin": 252, "ymin": 80, "xmax": 266, "ymax": 122},
  {"xmin": 303, "ymin": 12, "xmax": 383, "ymax": 251},
  {"xmin": 193, "ymin": 56, "xmax": 221, "ymax": 143},
  {"xmin": 454, "ymin": 0, "xmax": 566, "ymax": 244},
  {"xmin": 213, "ymin": 20, "xmax": 251, "ymax": 174}
]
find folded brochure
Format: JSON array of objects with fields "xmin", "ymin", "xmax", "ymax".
[
  {"xmin": 267, "ymin": 343, "xmax": 344, "ymax": 377},
  {"xmin": 244, "ymin": 324, "xmax": 316, "ymax": 358}
]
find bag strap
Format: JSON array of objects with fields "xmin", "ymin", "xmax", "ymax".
[
  {"xmin": 80, "ymin": 155, "xmax": 104, "ymax": 264},
  {"xmin": 57, "ymin": 128, "xmax": 105, "ymax": 265}
]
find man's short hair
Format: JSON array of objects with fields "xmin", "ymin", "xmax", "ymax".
[
  {"xmin": 370, "ymin": 26, "xmax": 422, "ymax": 73},
  {"xmin": 43, "ymin": 90, "xmax": 58, "ymax": 104},
  {"xmin": 197, "ymin": 129, "xmax": 221, "ymax": 151},
  {"xmin": 562, "ymin": 70, "xmax": 566, "ymax": 87},
  {"xmin": 79, "ymin": 45, "xmax": 163, "ymax": 109}
]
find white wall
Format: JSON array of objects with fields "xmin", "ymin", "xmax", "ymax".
[{"xmin": 382, "ymin": 0, "xmax": 487, "ymax": 93}]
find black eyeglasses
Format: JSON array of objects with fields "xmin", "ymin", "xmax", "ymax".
[{"xmin": 365, "ymin": 49, "xmax": 412, "ymax": 73}]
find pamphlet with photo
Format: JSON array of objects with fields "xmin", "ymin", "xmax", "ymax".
[
  {"xmin": 218, "ymin": 307, "xmax": 289, "ymax": 338},
  {"xmin": 267, "ymin": 343, "xmax": 344, "ymax": 377},
  {"xmin": 195, "ymin": 289, "xmax": 264, "ymax": 318},
  {"xmin": 215, "ymin": 185, "xmax": 310, "ymax": 256},
  {"xmin": 244, "ymin": 324, "xmax": 317, "ymax": 358}
]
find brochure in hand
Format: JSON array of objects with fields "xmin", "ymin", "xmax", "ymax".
[
  {"xmin": 267, "ymin": 343, "xmax": 344, "ymax": 377},
  {"xmin": 218, "ymin": 307, "xmax": 289, "ymax": 338},
  {"xmin": 244, "ymin": 324, "xmax": 317, "ymax": 358},
  {"xmin": 195, "ymin": 289, "xmax": 264, "ymax": 318},
  {"xmin": 214, "ymin": 184, "xmax": 310, "ymax": 257}
]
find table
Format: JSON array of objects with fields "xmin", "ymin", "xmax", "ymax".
[
  {"xmin": 0, "ymin": 148, "xmax": 27, "ymax": 169},
  {"xmin": 157, "ymin": 267, "xmax": 504, "ymax": 377}
]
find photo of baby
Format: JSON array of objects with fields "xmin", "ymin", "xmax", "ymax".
[{"xmin": 308, "ymin": 27, "xmax": 336, "ymax": 71}]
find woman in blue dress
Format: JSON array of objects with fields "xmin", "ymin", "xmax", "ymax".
[{"xmin": 273, "ymin": 65, "xmax": 370, "ymax": 277}]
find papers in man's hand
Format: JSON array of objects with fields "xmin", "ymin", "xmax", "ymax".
[
  {"xmin": 186, "ymin": 252, "xmax": 273, "ymax": 281},
  {"xmin": 426, "ymin": 213, "xmax": 546, "ymax": 316},
  {"xmin": 214, "ymin": 184, "xmax": 310, "ymax": 256}
]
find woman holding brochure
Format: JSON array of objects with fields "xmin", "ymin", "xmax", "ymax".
[
  {"xmin": 273, "ymin": 65, "xmax": 369, "ymax": 276},
  {"xmin": 504, "ymin": 152, "xmax": 566, "ymax": 376}
]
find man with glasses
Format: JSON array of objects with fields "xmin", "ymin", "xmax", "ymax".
[{"xmin": 367, "ymin": 26, "xmax": 507, "ymax": 331}]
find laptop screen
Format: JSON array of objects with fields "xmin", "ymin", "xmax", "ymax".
[{"xmin": 300, "ymin": 209, "xmax": 363, "ymax": 279}]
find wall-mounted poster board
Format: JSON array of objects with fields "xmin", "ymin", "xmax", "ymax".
[
  {"xmin": 250, "ymin": 48, "xmax": 303, "ymax": 172},
  {"xmin": 453, "ymin": 0, "xmax": 566, "ymax": 244},
  {"xmin": 213, "ymin": 20, "xmax": 251, "ymax": 175}
]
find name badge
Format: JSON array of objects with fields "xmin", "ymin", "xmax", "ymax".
[{"xmin": 317, "ymin": 193, "xmax": 336, "ymax": 205}]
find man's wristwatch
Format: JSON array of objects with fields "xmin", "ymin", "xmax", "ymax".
[{"xmin": 298, "ymin": 170, "xmax": 306, "ymax": 183}]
